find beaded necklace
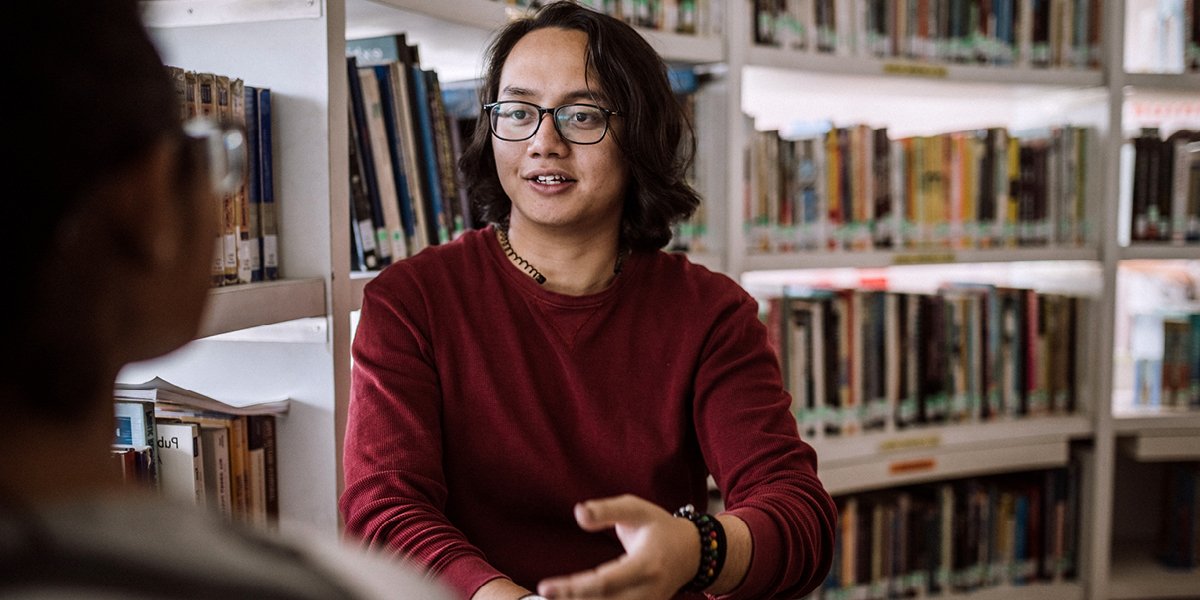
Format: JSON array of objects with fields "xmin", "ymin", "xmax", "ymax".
[{"xmin": 495, "ymin": 226, "xmax": 627, "ymax": 287}]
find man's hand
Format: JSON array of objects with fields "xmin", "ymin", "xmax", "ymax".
[{"xmin": 535, "ymin": 494, "xmax": 699, "ymax": 599}]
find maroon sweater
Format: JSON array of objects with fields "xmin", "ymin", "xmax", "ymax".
[{"xmin": 340, "ymin": 227, "xmax": 835, "ymax": 599}]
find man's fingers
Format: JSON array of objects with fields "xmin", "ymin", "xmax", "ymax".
[
  {"xmin": 538, "ymin": 555, "xmax": 648, "ymax": 599},
  {"xmin": 574, "ymin": 494, "xmax": 652, "ymax": 531}
]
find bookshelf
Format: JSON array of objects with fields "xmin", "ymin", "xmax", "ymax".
[
  {"xmin": 1107, "ymin": 2, "xmax": 1200, "ymax": 598},
  {"xmin": 729, "ymin": 2, "xmax": 1198, "ymax": 600},
  {"xmin": 129, "ymin": 0, "xmax": 1199, "ymax": 597},
  {"xmin": 131, "ymin": 0, "xmax": 354, "ymax": 540}
]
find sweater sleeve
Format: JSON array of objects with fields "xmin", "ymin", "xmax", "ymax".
[
  {"xmin": 339, "ymin": 269, "xmax": 504, "ymax": 599},
  {"xmin": 692, "ymin": 290, "xmax": 838, "ymax": 600}
]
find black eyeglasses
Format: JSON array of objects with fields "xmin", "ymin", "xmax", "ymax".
[{"xmin": 483, "ymin": 100, "xmax": 621, "ymax": 145}]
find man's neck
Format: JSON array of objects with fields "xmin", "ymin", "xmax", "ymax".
[{"xmin": 501, "ymin": 222, "xmax": 623, "ymax": 296}]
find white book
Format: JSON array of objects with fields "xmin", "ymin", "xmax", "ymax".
[
  {"xmin": 155, "ymin": 421, "xmax": 205, "ymax": 507},
  {"xmin": 200, "ymin": 425, "xmax": 234, "ymax": 520}
]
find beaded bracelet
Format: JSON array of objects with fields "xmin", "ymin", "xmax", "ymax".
[{"xmin": 673, "ymin": 503, "xmax": 726, "ymax": 592}]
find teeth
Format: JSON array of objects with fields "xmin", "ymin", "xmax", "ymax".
[{"xmin": 536, "ymin": 175, "xmax": 567, "ymax": 184}]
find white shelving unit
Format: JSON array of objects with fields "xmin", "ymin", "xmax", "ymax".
[
  {"xmin": 724, "ymin": 2, "xmax": 1199, "ymax": 600},
  {"xmin": 130, "ymin": 0, "xmax": 354, "ymax": 540},
  {"xmin": 128, "ymin": 1, "xmax": 1199, "ymax": 597},
  {"xmin": 813, "ymin": 416, "xmax": 1092, "ymax": 496},
  {"xmin": 1105, "ymin": 3, "xmax": 1200, "ymax": 599}
]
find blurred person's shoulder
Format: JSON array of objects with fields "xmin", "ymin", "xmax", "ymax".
[{"xmin": 0, "ymin": 492, "xmax": 454, "ymax": 600}]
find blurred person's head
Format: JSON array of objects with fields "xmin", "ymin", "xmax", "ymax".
[{"xmin": 4, "ymin": 0, "xmax": 220, "ymax": 440}]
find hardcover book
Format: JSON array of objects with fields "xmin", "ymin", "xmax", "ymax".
[
  {"xmin": 243, "ymin": 84, "xmax": 264, "ymax": 282},
  {"xmin": 256, "ymin": 87, "xmax": 280, "ymax": 280},
  {"xmin": 347, "ymin": 54, "xmax": 393, "ymax": 268},
  {"xmin": 199, "ymin": 423, "xmax": 233, "ymax": 520},
  {"xmin": 358, "ymin": 67, "xmax": 409, "ymax": 261},
  {"xmin": 155, "ymin": 420, "xmax": 206, "ymax": 507}
]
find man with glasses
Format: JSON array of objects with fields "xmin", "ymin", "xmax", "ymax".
[
  {"xmin": 341, "ymin": 2, "xmax": 836, "ymax": 599},
  {"xmin": 0, "ymin": 1, "xmax": 452, "ymax": 597}
]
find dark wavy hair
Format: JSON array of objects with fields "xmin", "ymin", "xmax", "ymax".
[{"xmin": 458, "ymin": 0, "xmax": 701, "ymax": 251}]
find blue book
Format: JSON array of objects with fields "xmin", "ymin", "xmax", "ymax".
[
  {"xmin": 257, "ymin": 87, "xmax": 280, "ymax": 280},
  {"xmin": 409, "ymin": 65, "xmax": 449, "ymax": 245},
  {"xmin": 1012, "ymin": 493, "xmax": 1029, "ymax": 585},
  {"xmin": 373, "ymin": 64, "xmax": 417, "ymax": 248},
  {"xmin": 244, "ymin": 85, "xmax": 263, "ymax": 282}
]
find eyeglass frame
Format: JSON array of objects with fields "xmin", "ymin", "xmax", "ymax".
[
  {"xmin": 181, "ymin": 116, "xmax": 247, "ymax": 196},
  {"xmin": 482, "ymin": 100, "xmax": 622, "ymax": 145}
]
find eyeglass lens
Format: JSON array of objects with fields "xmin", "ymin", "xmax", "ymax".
[
  {"xmin": 489, "ymin": 101, "xmax": 611, "ymax": 144},
  {"xmin": 183, "ymin": 117, "xmax": 247, "ymax": 195}
]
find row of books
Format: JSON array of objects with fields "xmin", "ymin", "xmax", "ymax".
[
  {"xmin": 111, "ymin": 377, "xmax": 288, "ymax": 529},
  {"xmin": 752, "ymin": 0, "xmax": 1103, "ymax": 69},
  {"xmin": 1129, "ymin": 128, "xmax": 1200, "ymax": 244},
  {"xmin": 1129, "ymin": 309, "xmax": 1200, "ymax": 410},
  {"xmin": 746, "ymin": 123, "xmax": 1092, "ymax": 254},
  {"xmin": 505, "ymin": 0, "xmax": 724, "ymax": 36},
  {"xmin": 765, "ymin": 285, "xmax": 1079, "ymax": 438},
  {"xmin": 346, "ymin": 35, "xmax": 479, "ymax": 272},
  {"xmin": 167, "ymin": 66, "xmax": 280, "ymax": 285},
  {"xmin": 1157, "ymin": 461, "xmax": 1200, "ymax": 570},
  {"xmin": 810, "ymin": 466, "xmax": 1080, "ymax": 600}
]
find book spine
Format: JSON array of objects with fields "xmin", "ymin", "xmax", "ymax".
[
  {"xmin": 228, "ymin": 416, "xmax": 249, "ymax": 522},
  {"xmin": 253, "ymin": 415, "xmax": 279, "ymax": 525},
  {"xmin": 391, "ymin": 62, "xmax": 431, "ymax": 253},
  {"xmin": 410, "ymin": 65, "xmax": 450, "ymax": 245},
  {"xmin": 215, "ymin": 75, "xmax": 240, "ymax": 284},
  {"xmin": 230, "ymin": 78, "xmax": 253, "ymax": 284},
  {"xmin": 359, "ymin": 67, "xmax": 409, "ymax": 261},
  {"xmin": 347, "ymin": 60, "xmax": 380, "ymax": 270},
  {"xmin": 246, "ymin": 418, "xmax": 268, "ymax": 529},
  {"xmin": 197, "ymin": 72, "xmax": 226, "ymax": 286},
  {"xmin": 243, "ymin": 85, "xmax": 263, "ymax": 282},
  {"xmin": 426, "ymin": 71, "xmax": 464, "ymax": 237},
  {"xmin": 156, "ymin": 421, "xmax": 206, "ymax": 507},
  {"xmin": 347, "ymin": 55, "xmax": 393, "ymax": 267},
  {"xmin": 199, "ymin": 425, "xmax": 234, "ymax": 520},
  {"xmin": 374, "ymin": 65, "xmax": 418, "ymax": 256},
  {"xmin": 257, "ymin": 88, "xmax": 279, "ymax": 280}
]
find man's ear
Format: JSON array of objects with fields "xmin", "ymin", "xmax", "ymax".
[{"xmin": 59, "ymin": 139, "xmax": 180, "ymax": 270}]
